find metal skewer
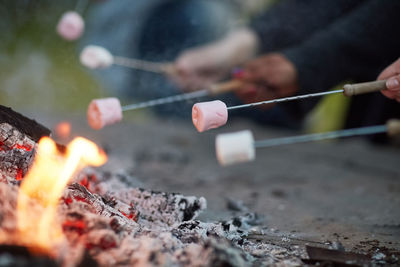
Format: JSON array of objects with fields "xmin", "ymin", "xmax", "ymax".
[
  {"xmin": 228, "ymin": 89, "xmax": 343, "ymax": 111},
  {"xmin": 121, "ymin": 78, "xmax": 387, "ymax": 112},
  {"xmin": 227, "ymin": 80, "xmax": 388, "ymax": 111},
  {"xmin": 216, "ymin": 120, "xmax": 400, "ymax": 166},
  {"xmin": 121, "ymin": 89, "xmax": 209, "ymax": 111},
  {"xmin": 121, "ymin": 80, "xmax": 242, "ymax": 112},
  {"xmin": 254, "ymin": 124, "xmax": 390, "ymax": 148},
  {"xmin": 113, "ymin": 56, "xmax": 174, "ymax": 74}
]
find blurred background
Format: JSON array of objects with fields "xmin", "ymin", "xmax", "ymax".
[
  {"xmin": 0, "ymin": 0, "xmax": 271, "ymax": 113},
  {"xmin": 0, "ymin": 1, "xmax": 104, "ymax": 113}
]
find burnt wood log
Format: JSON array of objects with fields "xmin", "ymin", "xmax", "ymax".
[
  {"xmin": 0, "ymin": 105, "xmax": 50, "ymax": 143},
  {"xmin": 79, "ymin": 169, "xmax": 207, "ymax": 226},
  {"xmin": 0, "ymin": 105, "xmax": 50, "ymax": 183}
]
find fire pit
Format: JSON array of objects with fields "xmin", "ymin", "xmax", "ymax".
[
  {"xmin": 1, "ymin": 105, "xmax": 399, "ymax": 266},
  {"xmin": 0, "ymin": 105, "xmax": 307, "ymax": 266}
]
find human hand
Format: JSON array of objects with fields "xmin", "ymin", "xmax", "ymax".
[
  {"xmin": 172, "ymin": 43, "xmax": 232, "ymax": 91},
  {"xmin": 377, "ymin": 58, "xmax": 400, "ymax": 102},
  {"xmin": 170, "ymin": 29, "xmax": 259, "ymax": 91},
  {"xmin": 235, "ymin": 53, "xmax": 299, "ymax": 108}
]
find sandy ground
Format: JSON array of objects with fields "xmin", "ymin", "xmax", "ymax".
[{"xmin": 25, "ymin": 109, "xmax": 400, "ymax": 255}]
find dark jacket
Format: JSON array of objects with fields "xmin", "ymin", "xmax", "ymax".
[{"xmin": 250, "ymin": 0, "xmax": 400, "ymax": 133}]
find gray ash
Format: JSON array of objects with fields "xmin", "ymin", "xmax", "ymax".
[
  {"xmin": 0, "ymin": 117, "xmax": 302, "ymax": 266},
  {"xmin": 0, "ymin": 164, "xmax": 306, "ymax": 266},
  {"xmin": 0, "ymin": 104, "xmax": 307, "ymax": 266}
]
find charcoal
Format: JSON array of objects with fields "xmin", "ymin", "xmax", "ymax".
[
  {"xmin": 0, "ymin": 123, "xmax": 36, "ymax": 183},
  {"xmin": 0, "ymin": 106, "xmax": 51, "ymax": 183},
  {"xmin": 64, "ymin": 183, "xmax": 140, "ymax": 234},
  {"xmin": 0, "ymin": 105, "xmax": 50, "ymax": 143},
  {"xmin": 82, "ymin": 169, "xmax": 207, "ymax": 226}
]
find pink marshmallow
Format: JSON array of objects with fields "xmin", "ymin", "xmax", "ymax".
[
  {"xmin": 87, "ymin": 98, "xmax": 123, "ymax": 130},
  {"xmin": 80, "ymin": 45, "xmax": 114, "ymax": 69},
  {"xmin": 56, "ymin": 11, "xmax": 85, "ymax": 41},
  {"xmin": 192, "ymin": 100, "xmax": 228, "ymax": 132}
]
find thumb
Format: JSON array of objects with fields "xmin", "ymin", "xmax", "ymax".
[{"xmin": 386, "ymin": 75, "xmax": 400, "ymax": 91}]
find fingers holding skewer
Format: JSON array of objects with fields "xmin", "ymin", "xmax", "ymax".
[{"xmin": 377, "ymin": 58, "xmax": 400, "ymax": 102}]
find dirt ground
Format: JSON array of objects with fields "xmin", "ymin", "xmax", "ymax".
[{"xmin": 27, "ymin": 110, "xmax": 400, "ymax": 255}]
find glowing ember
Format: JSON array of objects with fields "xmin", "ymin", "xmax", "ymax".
[
  {"xmin": 17, "ymin": 136, "xmax": 107, "ymax": 253},
  {"xmin": 15, "ymin": 169, "xmax": 23, "ymax": 181},
  {"xmin": 55, "ymin": 121, "xmax": 72, "ymax": 140}
]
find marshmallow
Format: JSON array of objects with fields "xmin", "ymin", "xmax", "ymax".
[
  {"xmin": 192, "ymin": 100, "xmax": 228, "ymax": 132},
  {"xmin": 80, "ymin": 45, "xmax": 114, "ymax": 69},
  {"xmin": 216, "ymin": 130, "xmax": 255, "ymax": 166},
  {"xmin": 87, "ymin": 98, "xmax": 123, "ymax": 130},
  {"xmin": 56, "ymin": 11, "xmax": 85, "ymax": 41}
]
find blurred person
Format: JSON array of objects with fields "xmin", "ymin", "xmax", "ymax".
[
  {"xmin": 83, "ymin": 0, "xmax": 256, "ymax": 116},
  {"xmin": 173, "ymin": 0, "xmax": 365, "ymax": 91},
  {"xmin": 172, "ymin": 0, "xmax": 400, "ymax": 133},
  {"xmin": 172, "ymin": 0, "xmax": 365, "ymax": 127}
]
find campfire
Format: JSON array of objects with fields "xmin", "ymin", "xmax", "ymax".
[
  {"xmin": 0, "ymin": 105, "xmax": 264, "ymax": 266},
  {"xmin": 1, "ymin": 104, "xmax": 398, "ymax": 267},
  {"xmin": 17, "ymin": 136, "xmax": 107, "ymax": 253}
]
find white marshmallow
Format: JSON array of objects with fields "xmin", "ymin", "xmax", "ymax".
[
  {"xmin": 56, "ymin": 11, "xmax": 85, "ymax": 41},
  {"xmin": 216, "ymin": 130, "xmax": 255, "ymax": 166},
  {"xmin": 80, "ymin": 45, "xmax": 114, "ymax": 69},
  {"xmin": 87, "ymin": 98, "xmax": 122, "ymax": 130}
]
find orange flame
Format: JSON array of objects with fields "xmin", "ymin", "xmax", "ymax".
[{"xmin": 17, "ymin": 136, "xmax": 107, "ymax": 252}]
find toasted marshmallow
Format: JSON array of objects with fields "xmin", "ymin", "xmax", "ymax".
[
  {"xmin": 216, "ymin": 130, "xmax": 255, "ymax": 166},
  {"xmin": 57, "ymin": 11, "xmax": 85, "ymax": 41},
  {"xmin": 80, "ymin": 45, "xmax": 114, "ymax": 69},
  {"xmin": 87, "ymin": 98, "xmax": 122, "ymax": 130},
  {"xmin": 192, "ymin": 100, "xmax": 228, "ymax": 132}
]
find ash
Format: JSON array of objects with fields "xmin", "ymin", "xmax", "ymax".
[
  {"xmin": 69, "ymin": 169, "xmax": 305, "ymax": 266},
  {"xmin": 0, "ymin": 165, "xmax": 305, "ymax": 266},
  {"xmin": 0, "ymin": 116, "xmax": 304, "ymax": 266}
]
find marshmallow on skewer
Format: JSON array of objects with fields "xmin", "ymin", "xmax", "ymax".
[
  {"xmin": 80, "ymin": 45, "xmax": 114, "ymax": 69},
  {"xmin": 216, "ymin": 130, "xmax": 255, "ymax": 166},
  {"xmin": 56, "ymin": 11, "xmax": 85, "ymax": 41},
  {"xmin": 87, "ymin": 98, "xmax": 122, "ymax": 130},
  {"xmin": 192, "ymin": 100, "xmax": 228, "ymax": 132}
]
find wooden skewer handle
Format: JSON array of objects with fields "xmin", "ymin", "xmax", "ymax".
[
  {"xmin": 207, "ymin": 80, "xmax": 243, "ymax": 95},
  {"xmin": 161, "ymin": 63, "xmax": 178, "ymax": 75},
  {"xmin": 343, "ymin": 80, "xmax": 387, "ymax": 96},
  {"xmin": 387, "ymin": 119, "xmax": 400, "ymax": 136}
]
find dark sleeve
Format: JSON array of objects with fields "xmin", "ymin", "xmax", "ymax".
[
  {"xmin": 281, "ymin": 0, "xmax": 400, "ymax": 119},
  {"xmin": 250, "ymin": 0, "xmax": 364, "ymax": 53}
]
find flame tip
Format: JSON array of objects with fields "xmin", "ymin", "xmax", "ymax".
[{"xmin": 17, "ymin": 135, "xmax": 107, "ymax": 252}]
